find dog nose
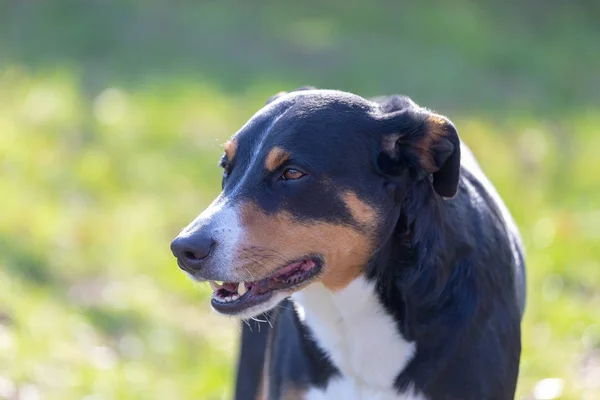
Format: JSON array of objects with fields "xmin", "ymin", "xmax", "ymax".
[{"xmin": 170, "ymin": 234, "xmax": 216, "ymax": 272}]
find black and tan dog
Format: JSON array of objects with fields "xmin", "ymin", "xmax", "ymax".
[{"xmin": 171, "ymin": 88, "xmax": 526, "ymax": 400}]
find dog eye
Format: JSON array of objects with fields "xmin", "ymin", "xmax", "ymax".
[{"xmin": 281, "ymin": 168, "xmax": 305, "ymax": 181}]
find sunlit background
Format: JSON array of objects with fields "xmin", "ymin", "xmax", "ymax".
[{"xmin": 1, "ymin": 1, "xmax": 599, "ymax": 399}]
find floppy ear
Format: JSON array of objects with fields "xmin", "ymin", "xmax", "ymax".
[
  {"xmin": 380, "ymin": 109, "xmax": 461, "ymax": 198},
  {"xmin": 265, "ymin": 86, "xmax": 317, "ymax": 105}
]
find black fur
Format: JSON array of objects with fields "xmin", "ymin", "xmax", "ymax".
[{"xmin": 178, "ymin": 89, "xmax": 525, "ymax": 400}]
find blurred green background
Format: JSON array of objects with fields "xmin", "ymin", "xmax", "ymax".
[{"xmin": 1, "ymin": 1, "xmax": 599, "ymax": 399}]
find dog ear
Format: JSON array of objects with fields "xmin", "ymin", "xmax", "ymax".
[
  {"xmin": 380, "ymin": 109, "xmax": 461, "ymax": 198},
  {"xmin": 265, "ymin": 86, "xmax": 317, "ymax": 105}
]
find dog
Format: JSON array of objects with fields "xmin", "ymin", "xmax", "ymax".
[{"xmin": 171, "ymin": 87, "xmax": 526, "ymax": 400}]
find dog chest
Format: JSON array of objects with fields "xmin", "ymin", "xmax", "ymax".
[{"xmin": 292, "ymin": 278, "xmax": 425, "ymax": 399}]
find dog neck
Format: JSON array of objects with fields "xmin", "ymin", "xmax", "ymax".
[
  {"xmin": 367, "ymin": 178, "xmax": 473, "ymax": 340},
  {"xmin": 290, "ymin": 180, "xmax": 470, "ymax": 393}
]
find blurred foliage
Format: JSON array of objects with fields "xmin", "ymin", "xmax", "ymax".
[{"xmin": 0, "ymin": 1, "xmax": 599, "ymax": 399}]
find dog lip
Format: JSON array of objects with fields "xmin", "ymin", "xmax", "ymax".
[
  {"xmin": 210, "ymin": 256, "xmax": 323, "ymax": 315},
  {"xmin": 210, "ymin": 290, "xmax": 274, "ymax": 315},
  {"xmin": 258, "ymin": 255, "xmax": 324, "ymax": 282}
]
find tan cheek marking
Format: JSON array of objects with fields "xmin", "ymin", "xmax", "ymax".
[
  {"xmin": 416, "ymin": 115, "xmax": 448, "ymax": 173},
  {"xmin": 224, "ymin": 140, "xmax": 238, "ymax": 161},
  {"xmin": 265, "ymin": 147, "xmax": 290, "ymax": 171},
  {"xmin": 342, "ymin": 191, "xmax": 378, "ymax": 228},
  {"xmin": 238, "ymin": 203, "xmax": 373, "ymax": 291}
]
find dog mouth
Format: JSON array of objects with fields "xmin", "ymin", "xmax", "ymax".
[{"xmin": 209, "ymin": 257, "xmax": 322, "ymax": 315}]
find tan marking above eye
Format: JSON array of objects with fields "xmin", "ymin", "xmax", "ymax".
[
  {"xmin": 237, "ymin": 202, "xmax": 375, "ymax": 292},
  {"xmin": 341, "ymin": 191, "xmax": 378, "ymax": 228},
  {"xmin": 265, "ymin": 147, "xmax": 290, "ymax": 171},
  {"xmin": 224, "ymin": 140, "xmax": 238, "ymax": 161}
]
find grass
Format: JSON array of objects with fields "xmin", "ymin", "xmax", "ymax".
[{"xmin": 0, "ymin": 2, "xmax": 599, "ymax": 399}]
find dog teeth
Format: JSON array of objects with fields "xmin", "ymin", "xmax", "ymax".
[
  {"xmin": 238, "ymin": 282, "xmax": 247, "ymax": 296},
  {"xmin": 214, "ymin": 293, "xmax": 241, "ymax": 303},
  {"xmin": 211, "ymin": 281, "xmax": 247, "ymax": 304}
]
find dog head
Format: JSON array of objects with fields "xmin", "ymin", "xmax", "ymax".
[{"xmin": 171, "ymin": 88, "xmax": 460, "ymax": 318}]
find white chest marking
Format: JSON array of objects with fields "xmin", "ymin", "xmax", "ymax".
[{"xmin": 292, "ymin": 277, "xmax": 426, "ymax": 400}]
